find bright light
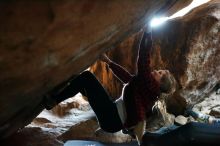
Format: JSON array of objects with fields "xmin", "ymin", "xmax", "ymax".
[
  {"xmin": 150, "ymin": 17, "xmax": 169, "ymax": 28},
  {"xmin": 170, "ymin": 0, "xmax": 210, "ymax": 19},
  {"xmin": 150, "ymin": 0, "xmax": 210, "ymax": 28}
]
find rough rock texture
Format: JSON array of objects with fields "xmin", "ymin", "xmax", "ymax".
[
  {"xmin": 58, "ymin": 118, "xmax": 132, "ymax": 143},
  {"xmin": 1, "ymin": 127, "xmax": 64, "ymax": 146},
  {"xmin": 90, "ymin": 32, "xmax": 142, "ymax": 98},
  {"xmin": 0, "ymin": 0, "xmax": 192, "ymax": 138},
  {"xmin": 91, "ymin": 0, "xmax": 220, "ymax": 116},
  {"xmin": 152, "ymin": 0, "xmax": 220, "ymax": 115}
]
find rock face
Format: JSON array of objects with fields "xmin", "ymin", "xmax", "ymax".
[
  {"xmin": 0, "ymin": 0, "xmax": 192, "ymax": 138},
  {"xmin": 91, "ymin": 0, "xmax": 220, "ymax": 116},
  {"xmin": 152, "ymin": 0, "xmax": 220, "ymax": 115},
  {"xmin": 90, "ymin": 32, "xmax": 142, "ymax": 98},
  {"xmin": 1, "ymin": 127, "xmax": 64, "ymax": 146}
]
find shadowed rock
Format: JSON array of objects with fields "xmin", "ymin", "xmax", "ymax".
[
  {"xmin": 0, "ymin": 0, "xmax": 191, "ymax": 137},
  {"xmin": 0, "ymin": 0, "xmax": 192, "ymax": 138}
]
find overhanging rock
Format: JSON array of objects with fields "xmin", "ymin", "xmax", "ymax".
[{"xmin": 0, "ymin": 0, "xmax": 192, "ymax": 138}]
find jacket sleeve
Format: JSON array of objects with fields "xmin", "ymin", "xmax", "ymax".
[
  {"xmin": 137, "ymin": 32, "xmax": 152, "ymax": 76},
  {"xmin": 109, "ymin": 61, "xmax": 133, "ymax": 83}
]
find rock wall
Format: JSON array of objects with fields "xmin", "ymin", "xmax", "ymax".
[
  {"xmin": 91, "ymin": 0, "xmax": 220, "ymax": 115},
  {"xmin": 152, "ymin": 0, "xmax": 220, "ymax": 114},
  {"xmin": 90, "ymin": 32, "xmax": 142, "ymax": 98},
  {"xmin": 0, "ymin": 0, "xmax": 192, "ymax": 138}
]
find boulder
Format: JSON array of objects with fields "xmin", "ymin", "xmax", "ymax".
[
  {"xmin": 0, "ymin": 0, "xmax": 192, "ymax": 138},
  {"xmin": 1, "ymin": 127, "xmax": 63, "ymax": 146},
  {"xmin": 152, "ymin": 0, "xmax": 220, "ymax": 115},
  {"xmin": 58, "ymin": 118, "xmax": 132, "ymax": 143}
]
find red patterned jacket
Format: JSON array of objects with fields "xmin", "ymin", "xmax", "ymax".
[{"xmin": 109, "ymin": 32, "xmax": 160, "ymax": 128}]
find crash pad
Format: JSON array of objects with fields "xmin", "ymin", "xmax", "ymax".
[{"xmin": 64, "ymin": 140, "xmax": 138, "ymax": 146}]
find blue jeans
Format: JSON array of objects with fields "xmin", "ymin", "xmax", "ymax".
[
  {"xmin": 141, "ymin": 122, "xmax": 220, "ymax": 146},
  {"xmin": 187, "ymin": 110, "xmax": 220, "ymax": 125}
]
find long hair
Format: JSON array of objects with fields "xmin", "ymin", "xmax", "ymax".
[
  {"xmin": 153, "ymin": 73, "xmax": 177, "ymax": 115},
  {"xmin": 159, "ymin": 73, "xmax": 176, "ymax": 94}
]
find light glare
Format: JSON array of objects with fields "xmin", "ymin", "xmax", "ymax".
[
  {"xmin": 150, "ymin": 0, "xmax": 210, "ymax": 28},
  {"xmin": 150, "ymin": 17, "xmax": 169, "ymax": 28},
  {"xmin": 170, "ymin": 0, "xmax": 210, "ymax": 19}
]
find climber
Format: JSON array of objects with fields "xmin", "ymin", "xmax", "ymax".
[{"xmin": 43, "ymin": 26, "xmax": 176, "ymax": 145}]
